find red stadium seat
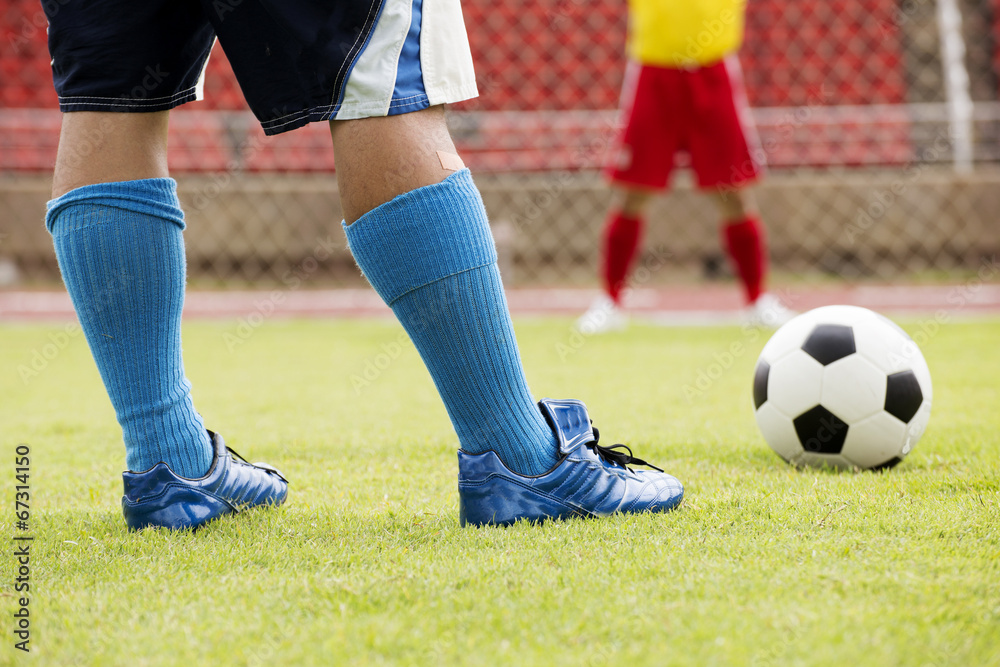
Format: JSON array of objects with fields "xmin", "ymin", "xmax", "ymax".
[{"xmin": 0, "ymin": 0, "xmax": 988, "ymax": 172}]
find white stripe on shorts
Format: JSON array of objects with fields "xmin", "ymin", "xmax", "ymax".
[
  {"xmin": 194, "ymin": 38, "xmax": 218, "ymax": 102},
  {"xmin": 337, "ymin": 0, "xmax": 412, "ymax": 118},
  {"xmin": 723, "ymin": 54, "xmax": 766, "ymax": 170},
  {"xmin": 420, "ymin": 0, "xmax": 478, "ymax": 106},
  {"xmin": 336, "ymin": 0, "xmax": 477, "ymax": 119}
]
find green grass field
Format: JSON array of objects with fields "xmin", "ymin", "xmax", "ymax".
[{"xmin": 2, "ymin": 316, "xmax": 998, "ymax": 666}]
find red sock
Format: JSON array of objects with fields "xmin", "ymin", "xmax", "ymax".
[
  {"xmin": 601, "ymin": 210, "xmax": 644, "ymax": 304},
  {"xmin": 722, "ymin": 216, "xmax": 768, "ymax": 304}
]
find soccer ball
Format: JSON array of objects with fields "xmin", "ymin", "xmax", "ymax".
[{"xmin": 752, "ymin": 305, "xmax": 932, "ymax": 470}]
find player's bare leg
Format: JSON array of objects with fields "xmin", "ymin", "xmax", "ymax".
[
  {"xmin": 707, "ymin": 184, "xmax": 756, "ymax": 223},
  {"xmin": 614, "ymin": 186, "xmax": 654, "ymax": 219},
  {"xmin": 46, "ymin": 110, "xmax": 287, "ymax": 529},
  {"xmin": 331, "ymin": 106, "xmax": 457, "ymax": 223},
  {"xmin": 52, "ymin": 111, "xmax": 170, "ymax": 198}
]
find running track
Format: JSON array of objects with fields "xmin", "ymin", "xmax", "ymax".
[{"xmin": 2, "ymin": 284, "xmax": 999, "ymax": 323}]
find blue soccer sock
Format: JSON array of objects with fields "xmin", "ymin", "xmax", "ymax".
[
  {"xmin": 344, "ymin": 169, "xmax": 560, "ymax": 476},
  {"xmin": 46, "ymin": 178, "xmax": 212, "ymax": 478}
]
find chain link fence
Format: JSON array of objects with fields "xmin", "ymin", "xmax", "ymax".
[{"xmin": 1, "ymin": 0, "xmax": 999, "ymax": 287}]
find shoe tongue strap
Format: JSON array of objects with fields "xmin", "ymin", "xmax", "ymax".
[{"xmin": 538, "ymin": 398, "xmax": 594, "ymax": 455}]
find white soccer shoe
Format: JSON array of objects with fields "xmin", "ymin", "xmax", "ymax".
[
  {"xmin": 746, "ymin": 292, "xmax": 796, "ymax": 329},
  {"xmin": 575, "ymin": 294, "xmax": 629, "ymax": 334}
]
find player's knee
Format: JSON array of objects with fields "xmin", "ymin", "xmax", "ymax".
[
  {"xmin": 614, "ymin": 188, "xmax": 652, "ymax": 216},
  {"xmin": 712, "ymin": 186, "xmax": 755, "ymax": 221}
]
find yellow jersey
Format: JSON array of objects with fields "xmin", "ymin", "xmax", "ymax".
[{"xmin": 627, "ymin": 0, "xmax": 746, "ymax": 67}]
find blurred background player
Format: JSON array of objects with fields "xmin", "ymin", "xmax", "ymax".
[
  {"xmin": 577, "ymin": 0, "xmax": 794, "ymax": 332},
  {"xmin": 42, "ymin": 0, "xmax": 682, "ymax": 530}
]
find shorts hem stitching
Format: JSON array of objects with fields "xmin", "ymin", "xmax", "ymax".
[
  {"xmin": 57, "ymin": 88, "xmax": 199, "ymax": 112},
  {"xmin": 57, "ymin": 87, "xmax": 199, "ymax": 105}
]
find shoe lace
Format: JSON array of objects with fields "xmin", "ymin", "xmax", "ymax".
[
  {"xmin": 588, "ymin": 427, "xmax": 664, "ymax": 473},
  {"xmin": 227, "ymin": 446, "xmax": 251, "ymax": 464},
  {"xmin": 226, "ymin": 447, "xmax": 288, "ymax": 483}
]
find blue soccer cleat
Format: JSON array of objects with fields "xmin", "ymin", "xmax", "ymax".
[
  {"xmin": 122, "ymin": 430, "xmax": 288, "ymax": 530},
  {"xmin": 458, "ymin": 398, "xmax": 683, "ymax": 526}
]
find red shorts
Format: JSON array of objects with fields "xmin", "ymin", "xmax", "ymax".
[{"xmin": 604, "ymin": 56, "xmax": 762, "ymax": 191}]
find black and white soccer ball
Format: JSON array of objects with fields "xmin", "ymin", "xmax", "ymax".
[{"xmin": 753, "ymin": 305, "xmax": 932, "ymax": 470}]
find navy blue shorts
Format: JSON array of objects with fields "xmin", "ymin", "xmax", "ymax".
[{"xmin": 44, "ymin": 0, "xmax": 478, "ymax": 135}]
